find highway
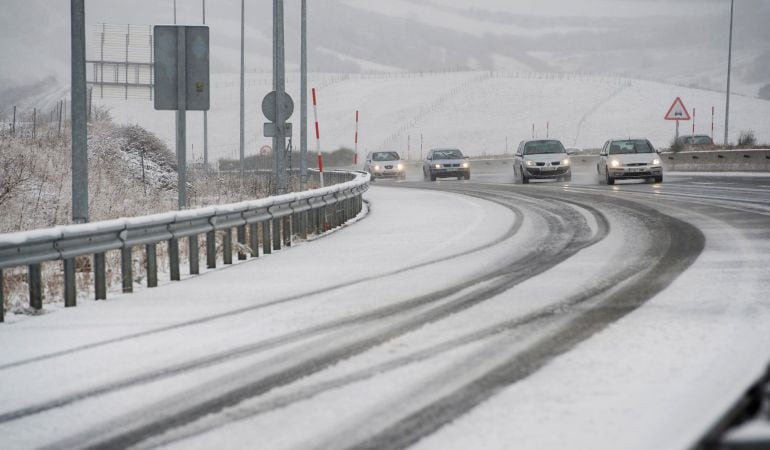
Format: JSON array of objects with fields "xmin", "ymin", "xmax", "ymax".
[{"xmin": 0, "ymin": 165, "xmax": 768, "ymax": 449}]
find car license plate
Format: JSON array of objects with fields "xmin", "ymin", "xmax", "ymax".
[{"xmin": 543, "ymin": 166, "xmax": 555, "ymax": 171}]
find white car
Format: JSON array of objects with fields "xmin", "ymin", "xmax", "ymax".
[
  {"xmin": 513, "ymin": 139, "xmax": 572, "ymax": 184},
  {"xmin": 364, "ymin": 151, "xmax": 406, "ymax": 181},
  {"xmin": 597, "ymin": 139, "xmax": 662, "ymax": 185}
]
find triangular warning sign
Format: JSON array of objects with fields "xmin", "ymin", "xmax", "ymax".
[{"xmin": 665, "ymin": 97, "xmax": 691, "ymax": 121}]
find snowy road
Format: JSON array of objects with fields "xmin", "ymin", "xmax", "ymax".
[{"xmin": 1, "ymin": 169, "xmax": 769, "ymax": 449}]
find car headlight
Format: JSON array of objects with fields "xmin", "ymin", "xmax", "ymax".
[
  {"xmin": 525, "ymin": 160, "xmax": 536, "ymax": 167},
  {"xmin": 462, "ymin": 162, "xmax": 469, "ymax": 168},
  {"xmin": 562, "ymin": 158, "xmax": 570, "ymax": 166},
  {"xmin": 434, "ymin": 164, "xmax": 441, "ymax": 169},
  {"xmin": 610, "ymin": 159, "xmax": 620, "ymax": 168},
  {"xmin": 652, "ymin": 158, "xmax": 661, "ymax": 165},
  {"xmin": 373, "ymin": 165, "xmax": 381, "ymax": 171},
  {"xmin": 397, "ymin": 163, "xmax": 404, "ymax": 171}
]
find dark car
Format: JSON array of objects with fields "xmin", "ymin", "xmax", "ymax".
[
  {"xmin": 423, "ymin": 148, "xmax": 470, "ymax": 181},
  {"xmin": 513, "ymin": 139, "xmax": 572, "ymax": 184},
  {"xmin": 676, "ymin": 135, "xmax": 715, "ymax": 150}
]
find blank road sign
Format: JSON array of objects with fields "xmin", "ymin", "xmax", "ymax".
[{"xmin": 153, "ymin": 25, "xmax": 210, "ymax": 111}]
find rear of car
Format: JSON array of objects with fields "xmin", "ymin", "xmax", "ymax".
[
  {"xmin": 365, "ymin": 151, "xmax": 406, "ymax": 181},
  {"xmin": 599, "ymin": 139, "xmax": 662, "ymax": 184},
  {"xmin": 424, "ymin": 148, "xmax": 470, "ymax": 181}
]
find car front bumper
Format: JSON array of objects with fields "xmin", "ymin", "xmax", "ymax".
[
  {"xmin": 525, "ymin": 166, "xmax": 571, "ymax": 178},
  {"xmin": 430, "ymin": 168, "xmax": 470, "ymax": 178},
  {"xmin": 609, "ymin": 166, "xmax": 662, "ymax": 179}
]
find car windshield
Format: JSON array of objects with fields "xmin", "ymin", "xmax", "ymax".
[
  {"xmin": 372, "ymin": 152, "xmax": 399, "ymax": 161},
  {"xmin": 523, "ymin": 140, "xmax": 565, "ymax": 155},
  {"xmin": 609, "ymin": 140, "xmax": 654, "ymax": 155},
  {"xmin": 692, "ymin": 136, "xmax": 713, "ymax": 145},
  {"xmin": 432, "ymin": 149, "xmax": 463, "ymax": 159}
]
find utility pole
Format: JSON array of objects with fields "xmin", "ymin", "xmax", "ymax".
[
  {"xmin": 724, "ymin": 0, "xmax": 734, "ymax": 147},
  {"xmin": 173, "ymin": 0, "xmax": 176, "ymax": 24},
  {"xmin": 203, "ymin": 0, "xmax": 208, "ymax": 167},
  {"xmin": 240, "ymin": 0, "xmax": 245, "ymax": 179},
  {"xmin": 272, "ymin": 0, "xmax": 288, "ymax": 194},
  {"xmin": 300, "ymin": 0, "xmax": 308, "ymax": 190},
  {"xmin": 71, "ymin": 0, "xmax": 88, "ymax": 223}
]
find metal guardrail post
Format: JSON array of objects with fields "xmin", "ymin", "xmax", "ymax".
[
  {"xmin": 249, "ymin": 223, "xmax": 259, "ymax": 258},
  {"xmin": 147, "ymin": 243, "xmax": 158, "ymax": 287},
  {"xmin": 64, "ymin": 258, "xmax": 76, "ymax": 307},
  {"xmin": 206, "ymin": 230, "xmax": 216, "ymax": 269},
  {"xmin": 283, "ymin": 217, "xmax": 291, "ymax": 247},
  {"xmin": 262, "ymin": 220, "xmax": 272, "ymax": 254},
  {"xmin": 223, "ymin": 228, "xmax": 233, "ymax": 264},
  {"xmin": 237, "ymin": 225, "xmax": 247, "ymax": 260},
  {"xmin": 121, "ymin": 247, "xmax": 133, "ymax": 293},
  {"xmin": 189, "ymin": 235, "xmax": 200, "ymax": 274},
  {"xmin": 169, "ymin": 238, "xmax": 180, "ymax": 281},
  {"xmin": 1, "ymin": 269, "xmax": 4, "ymax": 322},
  {"xmin": 273, "ymin": 218, "xmax": 282, "ymax": 251},
  {"xmin": 29, "ymin": 264, "xmax": 42, "ymax": 309},
  {"xmin": 94, "ymin": 253, "xmax": 106, "ymax": 300}
]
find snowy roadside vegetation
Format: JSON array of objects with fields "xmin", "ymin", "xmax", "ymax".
[{"xmin": 0, "ymin": 110, "xmax": 287, "ymax": 316}]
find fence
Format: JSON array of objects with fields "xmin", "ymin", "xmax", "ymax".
[{"xmin": 0, "ymin": 170, "xmax": 369, "ymax": 323}]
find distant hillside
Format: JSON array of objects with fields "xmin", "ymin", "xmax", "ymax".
[{"xmin": 94, "ymin": 71, "xmax": 770, "ymax": 162}]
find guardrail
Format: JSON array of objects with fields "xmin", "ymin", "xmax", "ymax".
[
  {"xmin": 0, "ymin": 170, "xmax": 369, "ymax": 322},
  {"xmin": 662, "ymin": 149, "xmax": 770, "ymax": 172}
]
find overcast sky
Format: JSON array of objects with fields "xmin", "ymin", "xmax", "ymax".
[{"xmin": 0, "ymin": 0, "xmax": 767, "ymax": 101}]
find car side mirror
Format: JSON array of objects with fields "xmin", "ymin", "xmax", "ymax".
[{"xmin": 600, "ymin": 152, "xmax": 607, "ymax": 156}]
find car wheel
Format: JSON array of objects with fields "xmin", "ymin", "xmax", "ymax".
[
  {"xmin": 655, "ymin": 176, "xmax": 663, "ymax": 183},
  {"xmin": 606, "ymin": 170, "xmax": 615, "ymax": 185},
  {"xmin": 466, "ymin": 173, "xmax": 471, "ymax": 180},
  {"xmin": 522, "ymin": 168, "xmax": 530, "ymax": 184},
  {"xmin": 430, "ymin": 173, "xmax": 437, "ymax": 182},
  {"xmin": 513, "ymin": 166, "xmax": 520, "ymax": 184},
  {"xmin": 564, "ymin": 173, "xmax": 572, "ymax": 182}
]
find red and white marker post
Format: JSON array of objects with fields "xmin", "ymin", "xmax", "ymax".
[
  {"xmin": 354, "ymin": 110, "xmax": 359, "ymax": 166},
  {"xmin": 711, "ymin": 106, "xmax": 715, "ymax": 141},
  {"xmin": 692, "ymin": 107, "xmax": 696, "ymax": 136},
  {"xmin": 312, "ymin": 88, "xmax": 324, "ymax": 187}
]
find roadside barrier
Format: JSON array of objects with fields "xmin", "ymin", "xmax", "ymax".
[
  {"xmin": 662, "ymin": 149, "xmax": 770, "ymax": 172},
  {"xmin": 0, "ymin": 170, "xmax": 369, "ymax": 322}
]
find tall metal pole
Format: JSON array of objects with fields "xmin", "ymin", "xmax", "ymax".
[
  {"xmin": 203, "ymin": 0, "xmax": 208, "ymax": 167},
  {"xmin": 173, "ymin": 0, "xmax": 177, "ymax": 24},
  {"xmin": 724, "ymin": 0, "xmax": 734, "ymax": 147},
  {"xmin": 273, "ymin": 0, "xmax": 287, "ymax": 194},
  {"xmin": 71, "ymin": 0, "xmax": 88, "ymax": 223},
  {"xmin": 176, "ymin": 27, "xmax": 187, "ymax": 209},
  {"xmin": 239, "ymin": 0, "xmax": 245, "ymax": 179},
  {"xmin": 300, "ymin": 0, "xmax": 308, "ymax": 190}
]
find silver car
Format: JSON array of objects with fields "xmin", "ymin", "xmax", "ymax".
[
  {"xmin": 423, "ymin": 148, "xmax": 470, "ymax": 181},
  {"xmin": 364, "ymin": 151, "xmax": 406, "ymax": 181},
  {"xmin": 513, "ymin": 139, "xmax": 572, "ymax": 184},
  {"xmin": 597, "ymin": 138, "xmax": 662, "ymax": 185}
]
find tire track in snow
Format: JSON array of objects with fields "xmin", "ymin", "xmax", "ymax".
[
  {"xmin": 38, "ymin": 190, "xmax": 608, "ymax": 450},
  {"xmin": 344, "ymin": 186, "xmax": 705, "ymax": 450}
]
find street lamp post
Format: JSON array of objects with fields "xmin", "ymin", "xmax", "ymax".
[{"xmin": 724, "ymin": 0, "xmax": 734, "ymax": 147}]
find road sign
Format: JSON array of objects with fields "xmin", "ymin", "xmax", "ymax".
[
  {"xmin": 665, "ymin": 97, "xmax": 690, "ymax": 121},
  {"xmin": 260, "ymin": 145, "xmax": 272, "ymax": 155},
  {"xmin": 153, "ymin": 25, "xmax": 210, "ymax": 111},
  {"xmin": 262, "ymin": 91, "xmax": 294, "ymax": 122},
  {"xmin": 264, "ymin": 122, "xmax": 293, "ymax": 138}
]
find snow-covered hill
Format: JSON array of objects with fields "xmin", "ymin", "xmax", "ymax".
[{"xmin": 95, "ymin": 71, "xmax": 770, "ymax": 162}]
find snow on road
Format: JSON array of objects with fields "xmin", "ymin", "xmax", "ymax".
[{"xmin": 1, "ymin": 182, "xmax": 769, "ymax": 449}]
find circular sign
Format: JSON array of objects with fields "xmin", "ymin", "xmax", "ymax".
[
  {"xmin": 261, "ymin": 91, "xmax": 294, "ymax": 122},
  {"xmin": 260, "ymin": 145, "xmax": 272, "ymax": 155}
]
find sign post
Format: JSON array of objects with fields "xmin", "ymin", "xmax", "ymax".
[
  {"xmin": 153, "ymin": 25, "xmax": 210, "ymax": 210},
  {"xmin": 664, "ymin": 96, "xmax": 691, "ymax": 141}
]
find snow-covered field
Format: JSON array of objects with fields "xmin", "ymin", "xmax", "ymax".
[{"xmin": 96, "ymin": 71, "xmax": 770, "ymax": 164}]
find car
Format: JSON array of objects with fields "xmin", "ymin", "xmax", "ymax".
[
  {"xmin": 423, "ymin": 148, "xmax": 470, "ymax": 181},
  {"xmin": 513, "ymin": 139, "xmax": 572, "ymax": 184},
  {"xmin": 676, "ymin": 134, "xmax": 715, "ymax": 150},
  {"xmin": 364, "ymin": 151, "xmax": 406, "ymax": 181},
  {"xmin": 597, "ymin": 138, "xmax": 662, "ymax": 185}
]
